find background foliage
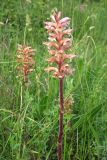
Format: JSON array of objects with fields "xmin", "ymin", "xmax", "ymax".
[{"xmin": 0, "ymin": 0, "xmax": 107, "ymax": 159}]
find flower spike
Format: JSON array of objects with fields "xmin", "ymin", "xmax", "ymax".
[
  {"xmin": 17, "ymin": 44, "xmax": 35, "ymax": 83},
  {"xmin": 44, "ymin": 10, "xmax": 76, "ymax": 79},
  {"xmin": 44, "ymin": 10, "xmax": 76, "ymax": 160}
]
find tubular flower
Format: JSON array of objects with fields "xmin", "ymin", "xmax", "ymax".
[
  {"xmin": 44, "ymin": 10, "xmax": 76, "ymax": 79},
  {"xmin": 17, "ymin": 44, "xmax": 35, "ymax": 83}
]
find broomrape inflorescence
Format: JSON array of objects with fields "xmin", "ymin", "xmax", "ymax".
[
  {"xmin": 44, "ymin": 10, "xmax": 76, "ymax": 160},
  {"xmin": 17, "ymin": 44, "xmax": 35, "ymax": 84},
  {"xmin": 44, "ymin": 11, "xmax": 76, "ymax": 79}
]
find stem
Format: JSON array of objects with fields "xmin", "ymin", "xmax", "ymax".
[
  {"xmin": 24, "ymin": 26, "xmax": 27, "ymax": 45},
  {"xmin": 24, "ymin": 73, "xmax": 28, "ymax": 83},
  {"xmin": 24, "ymin": 63, "xmax": 28, "ymax": 84},
  {"xmin": 57, "ymin": 78, "xmax": 64, "ymax": 160},
  {"xmin": 20, "ymin": 82, "xmax": 23, "ymax": 112}
]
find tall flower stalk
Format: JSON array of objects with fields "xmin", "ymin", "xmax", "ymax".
[
  {"xmin": 17, "ymin": 44, "xmax": 35, "ymax": 84},
  {"xmin": 44, "ymin": 10, "xmax": 76, "ymax": 160}
]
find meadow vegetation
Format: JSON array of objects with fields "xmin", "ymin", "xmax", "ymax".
[{"xmin": 0, "ymin": 0, "xmax": 107, "ymax": 159}]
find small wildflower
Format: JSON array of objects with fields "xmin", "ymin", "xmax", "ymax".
[{"xmin": 17, "ymin": 44, "xmax": 35, "ymax": 83}]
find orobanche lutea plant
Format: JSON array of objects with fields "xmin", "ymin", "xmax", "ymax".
[
  {"xmin": 44, "ymin": 10, "xmax": 76, "ymax": 160},
  {"xmin": 17, "ymin": 44, "xmax": 35, "ymax": 84}
]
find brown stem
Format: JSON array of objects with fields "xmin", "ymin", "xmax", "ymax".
[
  {"xmin": 24, "ymin": 74, "xmax": 28, "ymax": 83},
  {"xmin": 57, "ymin": 78, "xmax": 64, "ymax": 160},
  {"xmin": 24, "ymin": 64, "xmax": 28, "ymax": 83}
]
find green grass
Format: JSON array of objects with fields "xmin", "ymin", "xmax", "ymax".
[{"xmin": 0, "ymin": 0, "xmax": 107, "ymax": 159}]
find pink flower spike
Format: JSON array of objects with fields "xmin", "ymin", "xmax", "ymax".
[
  {"xmin": 44, "ymin": 10, "xmax": 76, "ymax": 160},
  {"xmin": 17, "ymin": 44, "xmax": 35, "ymax": 84},
  {"xmin": 44, "ymin": 11, "xmax": 76, "ymax": 79}
]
